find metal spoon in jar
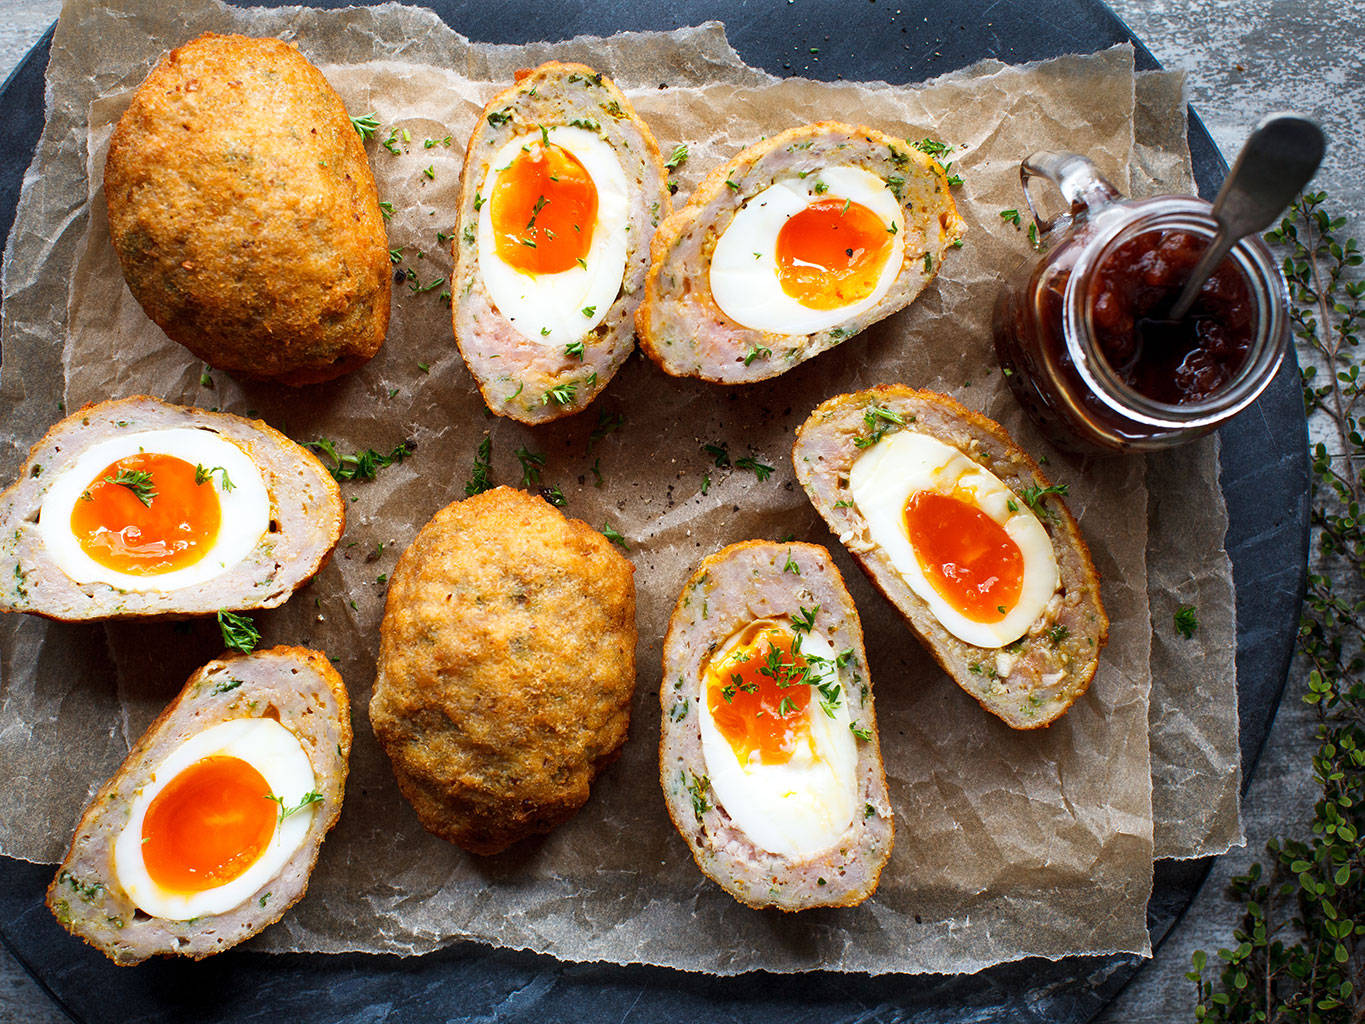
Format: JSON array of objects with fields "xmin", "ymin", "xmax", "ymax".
[{"xmin": 1163, "ymin": 113, "xmax": 1325, "ymax": 322}]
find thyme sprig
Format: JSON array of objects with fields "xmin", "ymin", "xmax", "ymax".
[{"xmin": 1190, "ymin": 194, "xmax": 1365, "ymax": 1023}]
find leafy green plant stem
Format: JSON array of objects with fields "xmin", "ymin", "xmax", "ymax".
[{"xmin": 1189, "ymin": 193, "xmax": 1365, "ymax": 1023}]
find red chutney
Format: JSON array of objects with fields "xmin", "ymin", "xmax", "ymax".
[{"xmin": 1090, "ymin": 229, "xmax": 1254, "ymax": 404}]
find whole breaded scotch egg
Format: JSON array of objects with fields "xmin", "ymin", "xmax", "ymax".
[
  {"xmin": 104, "ymin": 33, "xmax": 391, "ymax": 385},
  {"xmin": 660, "ymin": 541, "xmax": 893, "ymax": 910},
  {"xmin": 371, "ymin": 487, "xmax": 637, "ymax": 854}
]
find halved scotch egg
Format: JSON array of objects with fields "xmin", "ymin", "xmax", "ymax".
[
  {"xmin": 793, "ymin": 386, "xmax": 1108, "ymax": 729},
  {"xmin": 660, "ymin": 541, "xmax": 892, "ymax": 910},
  {"xmin": 637, "ymin": 122, "xmax": 965, "ymax": 384},
  {"xmin": 47, "ymin": 646, "xmax": 350, "ymax": 964},
  {"xmin": 0, "ymin": 397, "xmax": 343, "ymax": 620},
  {"xmin": 451, "ymin": 62, "xmax": 670, "ymax": 423}
]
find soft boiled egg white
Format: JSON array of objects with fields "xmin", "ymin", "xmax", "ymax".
[
  {"xmin": 476, "ymin": 126, "xmax": 630, "ymax": 349},
  {"xmin": 699, "ymin": 619, "xmax": 857, "ymax": 859},
  {"xmin": 36, "ymin": 428, "xmax": 270, "ymax": 592},
  {"xmin": 709, "ymin": 166, "xmax": 906, "ymax": 335},
  {"xmin": 112, "ymin": 717, "xmax": 318, "ymax": 921},
  {"xmin": 849, "ymin": 431, "xmax": 1060, "ymax": 649}
]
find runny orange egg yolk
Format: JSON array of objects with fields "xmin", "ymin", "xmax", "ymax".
[
  {"xmin": 904, "ymin": 490, "xmax": 1024, "ymax": 623},
  {"xmin": 775, "ymin": 197, "xmax": 894, "ymax": 310},
  {"xmin": 491, "ymin": 141, "xmax": 598, "ymax": 275},
  {"xmin": 140, "ymin": 755, "xmax": 276, "ymax": 893},
  {"xmin": 705, "ymin": 623, "xmax": 812, "ymax": 765},
  {"xmin": 68, "ymin": 453, "xmax": 221, "ymax": 576}
]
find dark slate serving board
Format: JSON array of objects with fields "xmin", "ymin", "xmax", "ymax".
[{"xmin": 0, "ymin": 1, "xmax": 1309, "ymax": 1021}]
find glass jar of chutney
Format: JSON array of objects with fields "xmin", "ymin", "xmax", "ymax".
[{"xmin": 993, "ymin": 151, "xmax": 1290, "ymax": 452}]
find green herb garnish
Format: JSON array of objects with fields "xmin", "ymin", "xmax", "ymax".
[
  {"xmin": 194, "ymin": 465, "xmax": 234, "ymax": 492},
  {"xmin": 515, "ymin": 446, "xmax": 545, "ymax": 487},
  {"xmin": 465, "ymin": 436, "xmax": 494, "ymax": 497},
  {"xmin": 349, "ymin": 112, "xmax": 380, "ymax": 140},
  {"xmin": 217, "ymin": 610, "xmax": 260, "ymax": 654},
  {"xmin": 1174, "ymin": 604, "xmax": 1199, "ymax": 639},
  {"xmin": 306, "ymin": 439, "xmax": 414, "ymax": 483},
  {"xmin": 104, "ymin": 469, "xmax": 156, "ymax": 507},
  {"xmin": 735, "ymin": 456, "xmax": 773, "ymax": 481},
  {"xmin": 1020, "ymin": 483, "xmax": 1069, "ymax": 521}
]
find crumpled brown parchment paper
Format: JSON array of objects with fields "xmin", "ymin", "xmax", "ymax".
[{"xmin": 0, "ymin": 0, "xmax": 1241, "ymax": 975}]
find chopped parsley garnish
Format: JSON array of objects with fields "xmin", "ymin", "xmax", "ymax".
[
  {"xmin": 1174, "ymin": 604, "xmax": 1199, "ymax": 639},
  {"xmin": 923, "ymin": 251, "xmax": 933, "ymax": 273},
  {"xmin": 200, "ymin": 366, "xmax": 214, "ymax": 389},
  {"xmin": 813, "ymin": 181, "xmax": 829, "ymax": 195},
  {"xmin": 486, "ymin": 109, "xmax": 512, "ymax": 128},
  {"xmin": 735, "ymin": 455, "xmax": 773, "ymax": 481},
  {"xmin": 581, "ymin": 305, "xmax": 596, "ymax": 317},
  {"xmin": 1028, "ymin": 222, "xmax": 1041, "ymax": 250},
  {"xmin": 1020, "ymin": 482, "xmax": 1069, "ymax": 521},
  {"xmin": 684, "ymin": 771, "xmax": 711, "ymax": 818},
  {"xmin": 664, "ymin": 144, "xmax": 688, "ymax": 170},
  {"xmin": 791, "ymin": 604, "xmax": 818, "ymax": 633},
  {"xmin": 465, "ymin": 436, "xmax": 494, "ymax": 496},
  {"xmin": 349, "ymin": 112, "xmax": 380, "ymax": 140},
  {"xmin": 853, "ymin": 402, "xmax": 906, "ymax": 448},
  {"xmin": 703, "ymin": 442, "xmax": 732, "ymax": 468},
  {"xmin": 211, "ymin": 677, "xmax": 243, "ymax": 695},
  {"xmin": 565, "ymin": 339, "xmax": 585, "ymax": 359},
  {"xmin": 306, "ymin": 439, "xmax": 415, "ymax": 483},
  {"xmin": 540, "ymin": 485, "xmax": 567, "ymax": 508},
  {"xmin": 378, "ymin": 201, "xmax": 395, "ymax": 220},
  {"xmin": 194, "ymin": 465, "xmax": 234, "ymax": 492},
  {"xmin": 382, "ymin": 129, "xmax": 402, "ymax": 156},
  {"xmin": 912, "ymin": 137, "xmax": 963, "ymax": 186},
  {"xmin": 515, "ymin": 446, "xmax": 545, "ymax": 487},
  {"xmin": 1000, "ymin": 208, "xmax": 1022, "ymax": 228},
  {"xmin": 217, "ymin": 610, "xmax": 260, "ymax": 654},
  {"xmin": 388, "ymin": 247, "xmax": 404, "ymax": 264},
  {"xmin": 543, "ymin": 381, "xmax": 577, "ymax": 406},
  {"xmin": 1047, "ymin": 624, "xmax": 1070, "ymax": 645},
  {"xmin": 725, "ymin": 178, "xmax": 740, "ymax": 191},
  {"xmin": 850, "ymin": 722, "xmax": 872, "ymax": 741},
  {"xmin": 601, "ymin": 522, "xmax": 629, "ymax": 551},
  {"xmin": 783, "ymin": 549, "xmax": 801, "ymax": 575},
  {"xmin": 743, "ymin": 345, "xmax": 771, "ymax": 367},
  {"xmin": 421, "ymin": 165, "xmax": 435, "ymax": 180},
  {"xmin": 588, "ymin": 409, "xmax": 625, "ymax": 453},
  {"xmin": 104, "ymin": 469, "xmax": 156, "ymax": 507},
  {"xmin": 267, "ymin": 790, "xmax": 323, "ymax": 825}
]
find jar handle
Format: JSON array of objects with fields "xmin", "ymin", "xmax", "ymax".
[{"xmin": 1020, "ymin": 151, "xmax": 1122, "ymax": 237}]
